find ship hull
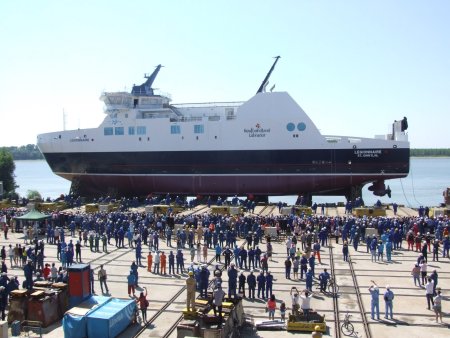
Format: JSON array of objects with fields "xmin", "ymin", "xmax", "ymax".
[{"xmin": 42, "ymin": 148, "xmax": 409, "ymax": 197}]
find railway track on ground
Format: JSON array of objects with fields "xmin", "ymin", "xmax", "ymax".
[
  {"xmin": 134, "ymin": 239, "xmax": 247, "ymax": 337},
  {"xmin": 348, "ymin": 253, "xmax": 372, "ymax": 338},
  {"xmin": 328, "ymin": 244, "xmax": 342, "ymax": 338},
  {"xmin": 329, "ymin": 239, "xmax": 373, "ymax": 338}
]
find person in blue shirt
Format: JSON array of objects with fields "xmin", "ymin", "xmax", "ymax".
[
  {"xmin": 168, "ymin": 251, "xmax": 175, "ymax": 275},
  {"xmin": 118, "ymin": 227, "xmax": 125, "ymax": 248},
  {"xmin": 215, "ymin": 244, "xmax": 222, "ymax": 263},
  {"xmin": 165, "ymin": 227, "xmax": 172, "ymax": 247},
  {"xmin": 254, "ymin": 246, "xmax": 261, "ymax": 268},
  {"xmin": 23, "ymin": 261, "xmax": 34, "ymax": 290},
  {"xmin": 385, "ymin": 239, "xmax": 393, "ymax": 262},
  {"xmin": 370, "ymin": 236, "xmax": 378, "ymax": 262},
  {"xmin": 238, "ymin": 271, "xmax": 246, "ymax": 297},
  {"xmin": 247, "ymin": 270, "xmax": 256, "ymax": 299},
  {"xmin": 176, "ymin": 250, "xmax": 184, "ymax": 274},
  {"xmin": 248, "ymin": 248, "xmax": 255, "ymax": 270},
  {"xmin": 308, "ymin": 254, "xmax": 315, "ymax": 277},
  {"xmin": 318, "ymin": 269, "xmax": 330, "ymax": 293},
  {"xmin": 383, "ymin": 285, "xmax": 394, "ymax": 319},
  {"xmin": 199, "ymin": 265, "xmax": 209, "ymax": 298},
  {"xmin": 257, "ymin": 271, "xmax": 266, "ymax": 299},
  {"xmin": 219, "ymin": 231, "xmax": 225, "ymax": 247},
  {"xmin": 136, "ymin": 243, "xmax": 142, "ymax": 266},
  {"xmin": 227, "ymin": 263, "xmax": 238, "ymax": 298},
  {"xmin": 131, "ymin": 261, "xmax": 139, "ymax": 287},
  {"xmin": 443, "ymin": 236, "xmax": 449, "ymax": 258},
  {"xmin": 343, "ymin": 241, "xmax": 349, "ymax": 262},
  {"xmin": 305, "ymin": 268, "xmax": 313, "ymax": 291},
  {"xmin": 233, "ymin": 246, "xmax": 240, "ymax": 266},
  {"xmin": 239, "ymin": 247, "xmax": 248, "ymax": 270},
  {"xmin": 127, "ymin": 270, "xmax": 136, "ymax": 297},
  {"xmin": 126, "ymin": 229, "xmax": 133, "ymax": 248},
  {"xmin": 368, "ymin": 283, "xmax": 380, "ymax": 320},
  {"xmin": 377, "ymin": 241, "xmax": 384, "ymax": 261},
  {"xmin": 265, "ymin": 271, "xmax": 273, "ymax": 299},
  {"xmin": 300, "ymin": 254, "xmax": 308, "ymax": 280}
]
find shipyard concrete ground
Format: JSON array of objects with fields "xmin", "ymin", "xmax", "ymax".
[{"xmin": 2, "ymin": 205, "xmax": 449, "ymax": 338}]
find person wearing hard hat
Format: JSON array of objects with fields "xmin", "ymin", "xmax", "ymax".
[
  {"xmin": 186, "ymin": 271, "xmax": 196, "ymax": 312},
  {"xmin": 368, "ymin": 281, "xmax": 380, "ymax": 320},
  {"xmin": 213, "ymin": 283, "xmax": 225, "ymax": 323},
  {"xmin": 311, "ymin": 325, "xmax": 323, "ymax": 338}
]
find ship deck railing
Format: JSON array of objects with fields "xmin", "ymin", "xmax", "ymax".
[
  {"xmin": 325, "ymin": 135, "xmax": 362, "ymax": 143},
  {"xmin": 172, "ymin": 101, "xmax": 244, "ymax": 108}
]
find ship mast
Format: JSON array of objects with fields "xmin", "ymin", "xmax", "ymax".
[
  {"xmin": 256, "ymin": 56, "xmax": 280, "ymax": 94},
  {"xmin": 131, "ymin": 64, "xmax": 163, "ymax": 96}
]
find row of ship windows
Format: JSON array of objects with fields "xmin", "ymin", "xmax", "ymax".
[{"xmin": 104, "ymin": 125, "xmax": 205, "ymax": 136}]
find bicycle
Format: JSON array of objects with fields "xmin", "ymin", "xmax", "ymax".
[
  {"xmin": 327, "ymin": 277, "xmax": 340, "ymax": 294},
  {"xmin": 340, "ymin": 312, "xmax": 354, "ymax": 336},
  {"xmin": 313, "ymin": 278, "xmax": 340, "ymax": 294}
]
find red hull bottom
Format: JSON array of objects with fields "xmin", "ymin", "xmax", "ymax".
[{"xmin": 60, "ymin": 173, "xmax": 403, "ymax": 197}]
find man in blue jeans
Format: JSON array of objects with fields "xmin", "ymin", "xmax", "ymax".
[
  {"xmin": 384, "ymin": 285, "xmax": 394, "ymax": 319},
  {"xmin": 368, "ymin": 283, "xmax": 380, "ymax": 320}
]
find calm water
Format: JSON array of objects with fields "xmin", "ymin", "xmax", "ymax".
[{"xmin": 13, "ymin": 158, "xmax": 450, "ymax": 208}]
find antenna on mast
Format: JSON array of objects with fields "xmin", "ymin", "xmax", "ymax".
[
  {"xmin": 63, "ymin": 109, "xmax": 67, "ymax": 131},
  {"xmin": 256, "ymin": 56, "xmax": 280, "ymax": 94}
]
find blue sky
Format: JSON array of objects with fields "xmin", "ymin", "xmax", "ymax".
[{"xmin": 1, "ymin": 0, "xmax": 449, "ymax": 148}]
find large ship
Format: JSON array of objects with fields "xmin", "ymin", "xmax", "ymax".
[{"xmin": 37, "ymin": 58, "xmax": 410, "ymax": 201}]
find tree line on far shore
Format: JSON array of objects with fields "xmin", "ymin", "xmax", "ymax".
[
  {"xmin": 0, "ymin": 145, "xmax": 450, "ymax": 161},
  {"xmin": 3, "ymin": 144, "xmax": 44, "ymax": 160},
  {"xmin": 410, "ymin": 148, "xmax": 450, "ymax": 157}
]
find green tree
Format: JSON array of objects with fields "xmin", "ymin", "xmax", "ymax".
[
  {"xmin": 27, "ymin": 190, "xmax": 42, "ymax": 200},
  {"xmin": 0, "ymin": 148, "xmax": 16, "ymax": 195}
]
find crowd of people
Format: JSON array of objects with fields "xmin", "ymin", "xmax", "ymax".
[{"xmin": 0, "ymin": 200, "xmax": 448, "ymax": 328}]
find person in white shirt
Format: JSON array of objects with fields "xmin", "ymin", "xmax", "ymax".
[
  {"xmin": 153, "ymin": 251, "xmax": 161, "ymax": 274},
  {"xmin": 213, "ymin": 283, "xmax": 226, "ymax": 322},
  {"xmin": 425, "ymin": 278, "xmax": 434, "ymax": 310},
  {"xmin": 299, "ymin": 289, "xmax": 315, "ymax": 321},
  {"xmin": 433, "ymin": 289, "xmax": 443, "ymax": 323},
  {"xmin": 7, "ymin": 245, "xmax": 14, "ymax": 268},
  {"xmin": 290, "ymin": 287, "xmax": 300, "ymax": 315},
  {"xmin": 50, "ymin": 263, "xmax": 58, "ymax": 282}
]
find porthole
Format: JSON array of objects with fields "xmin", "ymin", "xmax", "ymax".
[
  {"xmin": 353, "ymin": 145, "xmax": 357, "ymax": 149},
  {"xmin": 286, "ymin": 123, "xmax": 295, "ymax": 132},
  {"xmin": 297, "ymin": 122, "xmax": 306, "ymax": 131},
  {"xmin": 393, "ymin": 145, "xmax": 397, "ymax": 148}
]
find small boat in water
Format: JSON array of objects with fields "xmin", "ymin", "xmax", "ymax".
[{"xmin": 37, "ymin": 58, "xmax": 409, "ymax": 200}]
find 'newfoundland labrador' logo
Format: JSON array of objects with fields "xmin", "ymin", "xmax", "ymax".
[{"xmin": 244, "ymin": 123, "xmax": 271, "ymax": 138}]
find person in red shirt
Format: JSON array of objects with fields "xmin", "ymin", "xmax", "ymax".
[
  {"xmin": 137, "ymin": 287, "xmax": 149, "ymax": 322},
  {"xmin": 43, "ymin": 263, "xmax": 51, "ymax": 280},
  {"xmin": 266, "ymin": 294, "xmax": 277, "ymax": 320}
]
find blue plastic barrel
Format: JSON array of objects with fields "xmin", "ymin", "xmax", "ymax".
[{"xmin": 11, "ymin": 320, "xmax": 21, "ymax": 336}]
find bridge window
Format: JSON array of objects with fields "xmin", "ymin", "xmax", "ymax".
[
  {"xmin": 104, "ymin": 127, "xmax": 113, "ymax": 136},
  {"xmin": 128, "ymin": 126, "xmax": 135, "ymax": 135},
  {"xmin": 171, "ymin": 125, "xmax": 181, "ymax": 134},
  {"xmin": 137, "ymin": 126, "xmax": 146, "ymax": 135},
  {"xmin": 115, "ymin": 127, "xmax": 124, "ymax": 135},
  {"xmin": 194, "ymin": 125, "xmax": 204, "ymax": 134}
]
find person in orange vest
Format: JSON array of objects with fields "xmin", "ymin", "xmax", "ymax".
[
  {"xmin": 160, "ymin": 251, "xmax": 167, "ymax": 275},
  {"xmin": 147, "ymin": 252, "xmax": 153, "ymax": 272}
]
